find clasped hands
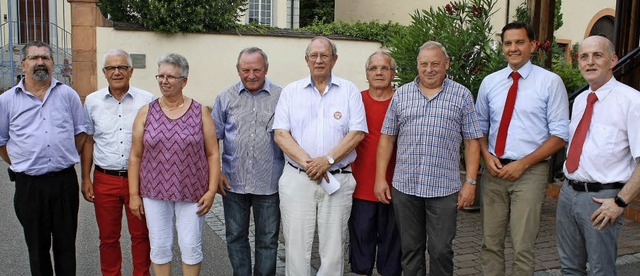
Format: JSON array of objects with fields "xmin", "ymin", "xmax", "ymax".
[{"xmin": 304, "ymin": 156, "xmax": 331, "ymax": 182}]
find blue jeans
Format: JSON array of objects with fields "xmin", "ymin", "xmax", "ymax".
[
  {"xmin": 556, "ymin": 182, "xmax": 622, "ymax": 276},
  {"xmin": 223, "ymin": 191, "xmax": 280, "ymax": 276}
]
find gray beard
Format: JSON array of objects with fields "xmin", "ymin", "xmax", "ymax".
[{"xmin": 32, "ymin": 70, "xmax": 50, "ymax": 81}]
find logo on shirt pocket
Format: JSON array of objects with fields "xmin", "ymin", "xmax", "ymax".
[{"xmin": 333, "ymin": 111, "xmax": 342, "ymax": 120}]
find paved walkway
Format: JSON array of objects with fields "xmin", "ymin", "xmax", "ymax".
[{"xmin": 206, "ymin": 192, "xmax": 640, "ymax": 275}]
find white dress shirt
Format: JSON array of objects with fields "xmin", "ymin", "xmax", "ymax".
[
  {"xmin": 476, "ymin": 61, "xmax": 570, "ymax": 160},
  {"xmin": 272, "ymin": 75, "xmax": 368, "ymax": 170},
  {"xmin": 84, "ymin": 86, "xmax": 154, "ymax": 170},
  {"xmin": 564, "ymin": 77, "xmax": 640, "ymax": 183}
]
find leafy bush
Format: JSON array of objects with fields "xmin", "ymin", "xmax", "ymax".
[
  {"xmin": 299, "ymin": 20, "xmax": 406, "ymax": 47},
  {"xmin": 388, "ymin": 0, "xmax": 502, "ymax": 96},
  {"xmin": 513, "ymin": 0, "xmax": 584, "ymax": 93},
  {"xmin": 97, "ymin": 0, "xmax": 247, "ymax": 33}
]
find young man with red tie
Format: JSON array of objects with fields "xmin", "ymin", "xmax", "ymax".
[{"xmin": 475, "ymin": 22, "xmax": 570, "ymax": 275}]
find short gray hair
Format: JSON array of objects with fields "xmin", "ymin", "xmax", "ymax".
[
  {"xmin": 306, "ymin": 36, "xmax": 337, "ymax": 56},
  {"xmin": 21, "ymin": 41, "xmax": 53, "ymax": 61},
  {"xmin": 365, "ymin": 50, "xmax": 397, "ymax": 71},
  {"xmin": 103, "ymin": 49, "xmax": 132, "ymax": 67},
  {"xmin": 236, "ymin": 47, "xmax": 269, "ymax": 70},
  {"xmin": 418, "ymin": 41, "xmax": 449, "ymax": 60},
  {"xmin": 158, "ymin": 53, "xmax": 189, "ymax": 77}
]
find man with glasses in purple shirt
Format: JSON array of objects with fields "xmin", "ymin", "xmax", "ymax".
[{"xmin": 0, "ymin": 41, "xmax": 87, "ymax": 275}]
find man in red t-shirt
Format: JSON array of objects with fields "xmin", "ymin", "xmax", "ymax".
[{"xmin": 348, "ymin": 51, "xmax": 401, "ymax": 276}]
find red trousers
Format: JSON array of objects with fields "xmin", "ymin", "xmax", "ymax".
[{"xmin": 93, "ymin": 171, "xmax": 151, "ymax": 276}]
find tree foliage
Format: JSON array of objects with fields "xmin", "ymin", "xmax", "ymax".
[
  {"xmin": 97, "ymin": 0, "xmax": 248, "ymax": 33},
  {"xmin": 300, "ymin": 0, "xmax": 335, "ymax": 27},
  {"xmin": 388, "ymin": 0, "xmax": 502, "ymax": 95},
  {"xmin": 514, "ymin": 0, "xmax": 563, "ymax": 31},
  {"xmin": 299, "ymin": 20, "xmax": 405, "ymax": 46}
]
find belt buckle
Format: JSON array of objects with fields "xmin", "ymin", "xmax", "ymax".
[{"xmin": 583, "ymin": 183, "xmax": 589, "ymax": 193}]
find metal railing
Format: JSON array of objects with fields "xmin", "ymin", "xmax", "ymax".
[{"xmin": 0, "ymin": 20, "xmax": 72, "ymax": 92}]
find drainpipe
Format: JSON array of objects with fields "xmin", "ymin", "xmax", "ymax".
[
  {"xmin": 506, "ymin": 0, "xmax": 511, "ymax": 25},
  {"xmin": 290, "ymin": 0, "xmax": 295, "ymax": 28}
]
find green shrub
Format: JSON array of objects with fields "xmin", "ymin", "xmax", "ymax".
[
  {"xmin": 97, "ymin": 0, "xmax": 247, "ymax": 33},
  {"xmin": 388, "ymin": 0, "xmax": 502, "ymax": 96},
  {"xmin": 299, "ymin": 20, "xmax": 406, "ymax": 47}
]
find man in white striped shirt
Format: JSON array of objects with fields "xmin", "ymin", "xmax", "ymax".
[
  {"xmin": 273, "ymin": 36, "xmax": 368, "ymax": 275},
  {"xmin": 81, "ymin": 49, "xmax": 154, "ymax": 276}
]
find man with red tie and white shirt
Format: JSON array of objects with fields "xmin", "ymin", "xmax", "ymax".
[
  {"xmin": 556, "ymin": 35, "xmax": 640, "ymax": 275},
  {"xmin": 475, "ymin": 22, "xmax": 570, "ymax": 275}
]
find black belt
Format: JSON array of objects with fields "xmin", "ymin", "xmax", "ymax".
[
  {"xmin": 16, "ymin": 166, "xmax": 75, "ymax": 177},
  {"xmin": 568, "ymin": 179, "xmax": 624, "ymax": 192},
  {"xmin": 499, "ymin": 158, "xmax": 547, "ymax": 165},
  {"xmin": 95, "ymin": 165, "xmax": 128, "ymax": 178},
  {"xmin": 287, "ymin": 162, "xmax": 351, "ymax": 174}
]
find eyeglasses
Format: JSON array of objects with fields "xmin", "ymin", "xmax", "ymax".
[
  {"xmin": 307, "ymin": 54, "xmax": 332, "ymax": 61},
  {"xmin": 155, "ymin": 75, "xmax": 185, "ymax": 82},
  {"xmin": 366, "ymin": 66, "xmax": 394, "ymax": 72},
  {"xmin": 103, "ymin": 66, "xmax": 131, "ymax": 72},
  {"xmin": 25, "ymin": 55, "xmax": 52, "ymax": 61}
]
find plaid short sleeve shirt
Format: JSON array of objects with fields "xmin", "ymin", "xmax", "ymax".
[{"xmin": 381, "ymin": 77, "xmax": 482, "ymax": 198}]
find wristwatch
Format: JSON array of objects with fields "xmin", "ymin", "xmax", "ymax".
[
  {"xmin": 327, "ymin": 155, "xmax": 335, "ymax": 165},
  {"xmin": 465, "ymin": 178, "xmax": 477, "ymax": 185},
  {"xmin": 614, "ymin": 195, "xmax": 628, "ymax": 208}
]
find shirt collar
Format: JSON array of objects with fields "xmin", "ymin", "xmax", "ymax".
[
  {"xmin": 503, "ymin": 60, "xmax": 533, "ymax": 80},
  {"xmin": 103, "ymin": 86, "xmax": 136, "ymax": 101},
  {"xmin": 590, "ymin": 76, "xmax": 617, "ymax": 101},
  {"xmin": 304, "ymin": 74, "xmax": 338, "ymax": 90},
  {"xmin": 15, "ymin": 77, "xmax": 61, "ymax": 96},
  {"xmin": 237, "ymin": 78, "xmax": 273, "ymax": 95}
]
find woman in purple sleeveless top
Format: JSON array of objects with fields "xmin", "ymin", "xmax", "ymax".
[{"xmin": 128, "ymin": 53, "xmax": 220, "ymax": 276}]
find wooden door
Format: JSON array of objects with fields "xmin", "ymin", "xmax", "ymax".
[{"xmin": 18, "ymin": 0, "xmax": 50, "ymax": 44}]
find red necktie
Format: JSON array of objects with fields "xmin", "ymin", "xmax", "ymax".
[
  {"xmin": 565, "ymin": 92, "xmax": 598, "ymax": 173},
  {"xmin": 494, "ymin": 71, "xmax": 521, "ymax": 157}
]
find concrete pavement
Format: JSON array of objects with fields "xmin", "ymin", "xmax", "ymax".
[
  {"xmin": 3, "ymin": 159, "xmax": 640, "ymax": 275},
  {"xmin": 0, "ymin": 162, "xmax": 232, "ymax": 275}
]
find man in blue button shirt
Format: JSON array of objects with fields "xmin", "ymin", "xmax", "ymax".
[
  {"xmin": 0, "ymin": 41, "xmax": 87, "ymax": 275},
  {"xmin": 475, "ymin": 22, "xmax": 569, "ymax": 275},
  {"xmin": 212, "ymin": 47, "xmax": 284, "ymax": 276}
]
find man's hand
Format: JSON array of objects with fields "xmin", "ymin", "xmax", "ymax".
[
  {"xmin": 217, "ymin": 171, "xmax": 231, "ymax": 196},
  {"xmin": 457, "ymin": 183, "xmax": 476, "ymax": 209},
  {"xmin": 497, "ymin": 160, "xmax": 527, "ymax": 181},
  {"xmin": 81, "ymin": 178, "xmax": 95, "ymax": 203},
  {"xmin": 374, "ymin": 179, "xmax": 391, "ymax": 204},
  {"xmin": 483, "ymin": 154, "xmax": 504, "ymax": 177},
  {"xmin": 590, "ymin": 197, "xmax": 625, "ymax": 230},
  {"xmin": 197, "ymin": 190, "xmax": 216, "ymax": 216},
  {"xmin": 305, "ymin": 157, "xmax": 331, "ymax": 182},
  {"xmin": 129, "ymin": 195, "xmax": 145, "ymax": 220}
]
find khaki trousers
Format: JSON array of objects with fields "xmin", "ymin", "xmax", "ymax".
[{"xmin": 480, "ymin": 162, "xmax": 548, "ymax": 276}]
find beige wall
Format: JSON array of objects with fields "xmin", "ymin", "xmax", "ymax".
[
  {"xmin": 238, "ymin": 0, "xmax": 292, "ymax": 28},
  {"xmin": 335, "ymin": 0, "xmax": 616, "ymax": 45},
  {"xmin": 334, "ymin": 0, "xmax": 525, "ymax": 38},
  {"xmin": 96, "ymin": 27, "xmax": 382, "ymax": 105},
  {"xmin": 555, "ymin": 0, "xmax": 616, "ymax": 45}
]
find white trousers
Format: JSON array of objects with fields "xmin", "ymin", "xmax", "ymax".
[
  {"xmin": 143, "ymin": 198, "xmax": 205, "ymax": 265},
  {"xmin": 279, "ymin": 165, "xmax": 357, "ymax": 276}
]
